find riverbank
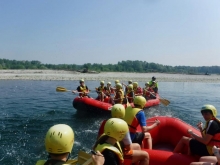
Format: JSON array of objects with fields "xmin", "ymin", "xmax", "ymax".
[{"xmin": 0, "ymin": 69, "xmax": 220, "ymax": 82}]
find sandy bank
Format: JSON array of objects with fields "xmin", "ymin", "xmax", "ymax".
[{"xmin": 0, "ymin": 70, "xmax": 220, "ymax": 82}]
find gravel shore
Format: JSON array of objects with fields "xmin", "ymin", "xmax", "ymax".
[{"xmin": 0, "ymin": 70, "xmax": 220, "ymax": 82}]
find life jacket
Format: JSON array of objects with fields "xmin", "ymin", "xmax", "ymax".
[
  {"xmin": 148, "ymin": 80, "xmax": 158, "ymax": 87},
  {"xmin": 124, "ymin": 106, "xmax": 142, "ymax": 133},
  {"xmin": 95, "ymin": 142, "xmax": 124, "ymax": 164},
  {"xmin": 126, "ymin": 90, "xmax": 133, "ymax": 103},
  {"xmin": 115, "ymin": 89, "xmax": 124, "ymax": 104},
  {"xmin": 97, "ymin": 86, "xmax": 106, "ymax": 92},
  {"xmin": 143, "ymin": 87, "xmax": 154, "ymax": 98},
  {"xmin": 35, "ymin": 159, "xmax": 71, "ymax": 165},
  {"xmin": 78, "ymin": 85, "xmax": 88, "ymax": 97},
  {"xmin": 133, "ymin": 87, "xmax": 142, "ymax": 95},
  {"xmin": 202, "ymin": 119, "xmax": 220, "ymax": 155}
]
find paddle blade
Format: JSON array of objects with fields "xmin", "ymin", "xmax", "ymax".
[
  {"xmin": 159, "ymin": 98, "xmax": 170, "ymax": 106},
  {"xmin": 56, "ymin": 86, "xmax": 68, "ymax": 92}
]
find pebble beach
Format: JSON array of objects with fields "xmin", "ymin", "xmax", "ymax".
[{"xmin": 0, "ymin": 69, "xmax": 220, "ymax": 82}]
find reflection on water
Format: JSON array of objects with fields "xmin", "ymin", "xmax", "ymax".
[{"xmin": 0, "ymin": 80, "xmax": 220, "ymax": 164}]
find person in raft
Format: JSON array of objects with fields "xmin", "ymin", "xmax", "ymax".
[
  {"xmin": 124, "ymin": 96, "xmax": 160, "ymax": 148},
  {"xmin": 72, "ymin": 79, "xmax": 90, "ymax": 98},
  {"xmin": 143, "ymin": 82, "xmax": 156, "ymax": 100},
  {"xmin": 113, "ymin": 83, "xmax": 124, "ymax": 104},
  {"xmin": 96, "ymin": 81, "xmax": 108, "ymax": 102},
  {"xmin": 174, "ymin": 105, "xmax": 220, "ymax": 156},
  {"xmin": 93, "ymin": 118, "xmax": 129, "ymax": 165},
  {"xmin": 125, "ymin": 84, "xmax": 134, "ymax": 103},
  {"xmin": 190, "ymin": 146, "xmax": 220, "ymax": 165},
  {"xmin": 97, "ymin": 104, "xmax": 149, "ymax": 165},
  {"xmin": 122, "ymin": 80, "xmax": 133, "ymax": 94},
  {"xmin": 148, "ymin": 76, "xmax": 158, "ymax": 93},
  {"xmin": 132, "ymin": 82, "xmax": 143, "ymax": 96},
  {"xmin": 35, "ymin": 124, "xmax": 104, "ymax": 165}
]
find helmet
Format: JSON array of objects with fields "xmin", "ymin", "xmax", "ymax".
[
  {"xmin": 115, "ymin": 80, "xmax": 120, "ymax": 84},
  {"xmin": 133, "ymin": 82, "xmax": 138, "ymax": 88},
  {"xmin": 79, "ymin": 79, "xmax": 84, "ymax": 83},
  {"xmin": 45, "ymin": 124, "xmax": 74, "ymax": 154},
  {"xmin": 116, "ymin": 83, "xmax": 122, "ymax": 89},
  {"xmin": 100, "ymin": 81, "xmax": 105, "ymax": 85},
  {"xmin": 107, "ymin": 82, "xmax": 111, "ymax": 85},
  {"xmin": 128, "ymin": 84, "xmax": 133, "ymax": 90},
  {"xmin": 145, "ymin": 82, "xmax": 149, "ymax": 86},
  {"xmin": 128, "ymin": 80, "xmax": 132, "ymax": 84},
  {"xmin": 152, "ymin": 76, "xmax": 156, "ymax": 81},
  {"xmin": 201, "ymin": 105, "xmax": 217, "ymax": 117},
  {"xmin": 111, "ymin": 104, "xmax": 125, "ymax": 119},
  {"xmin": 104, "ymin": 118, "xmax": 128, "ymax": 141},
  {"xmin": 134, "ymin": 96, "xmax": 147, "ymax": 108}
]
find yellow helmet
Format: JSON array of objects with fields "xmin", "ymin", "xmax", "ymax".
[
  {"xmin": 107, "ymin": 82, "xmax": 111, "ymax": 85},
  {"xmin": 79, "ymin": 79, "xmax": 84, "ymax": 83},
  {"xmin": 100, "ymin": 81, "xmax": 105, "ymax": 85},
  {"xmin": 128, "ymin": 84, "xmax": 133, "ymax": 90},
  {"xmin": 133, "ymin": 82, "xmax": 138, "ymax": 87},
  {"xmin": 111, "ymin": 104, "xmax": 125, "ymax": 119},
  {"xmin": 128, "ymin": 80, "xmax": 132, "ymax": 84},
  {"xmin": 201, "ymin": 104, "xmax": 217, "ymax": 117},
  {"xmin": 116, "ymin": 83, "xmax": 122, "ymax": 89},
  {"xmin": 115, "ymin": 80, "xmax": 120, "ymax": 84},
  {"xmin": 134, "ymin": 96, "xmax": 146, "ymax": 108},
  {"xmin": 145, "ymin": 82, "xmax": 149, "ymax": 86},
  {"xmin": 45, "ymin": 124, "xmax": 74, "ymax": 154},
  {"xmin": 104, "ymin": 118, "xmax": 128, "ymax": 141}
]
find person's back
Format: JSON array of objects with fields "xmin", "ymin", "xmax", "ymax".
[
  {"xmin": 94, "ymin": 118, "xmax": 128, "ymax": 165},
  {"xmin": 124, "ymin": 96, "xmax": 160, "ymax": 148}
]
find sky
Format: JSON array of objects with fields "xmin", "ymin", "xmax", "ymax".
[{"xmin": 0, "ymin": 0, "xmax": 220, "ymax": 66}]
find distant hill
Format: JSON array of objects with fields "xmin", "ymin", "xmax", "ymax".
[{"xmin": 0, "ymin": 58, "xmax": 220, "ymax": 74}]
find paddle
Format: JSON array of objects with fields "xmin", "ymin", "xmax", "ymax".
[
  {"xmin": 159, "ymin": 97, "xmax": 170, "ymax": 106},
  {"xmin": 144, "ymin": 88, "xmax": 170, "ymax": 106},
  {"xmin": 56, "ymin": 86, "xmax": 82, "ymax": 93}
]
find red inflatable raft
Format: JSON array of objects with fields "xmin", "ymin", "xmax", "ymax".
[
  {"xmin": 138, "ymin": 116, "xmax": 200, "ymax": 165},
  {"xmin": 72, "ymin": 94, "xmax": 160, "ymax": 112}
]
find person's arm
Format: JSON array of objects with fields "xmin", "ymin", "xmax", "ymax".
[
  {"xmin": 189, "ymin": 121, "xmax": 219, "ymax": 145},
  {"xmin": 136, "ymin": 111, "xmax": 160, "ymax": 132},
  {"xmin": 92, "ymin": 151, "xmax": 105, "ymax": 165},
  {"xmin": 188, "ymin": 129, "xmax": 213, "ymax": 145}
]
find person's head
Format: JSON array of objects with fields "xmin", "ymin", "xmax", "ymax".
[
  {"xmin": 116, "ymin": 83, "xmax": 122, "ymax": 90},
  {"xmin": 128, "ymin": 80, "xmax": 132, "ymax": 84},
  {"xmin": 100, "ymin": 81, "xmax": 105, "ymax": 86},
  {"xmin": 115, "ymin": 80, "xmax": 120, "ymax": 84},
  {"xmin": 127, "ymin": 84, "xmax": 133, "ymax": 91},
  {"xmin": 152, "ymin": 76, "xmax": 156, "ymax": 81},
  {"xmin": 201, "ymin": 105, "xmax": 217, "ymax": 121},
  {"xmin": 145, "ymin": 82, "xmax": 149, "ymax": 87},
  {"xmin": 104, "ymin": 118, "xmax": 128, "ymax": 141},
  {"xmin": 134, "ymin": 96, "xmax": 147, "ymax": 109},
  {"xmin": 111, "ymin": 104, "xmax": 125, "ymax": 119},
  {"xmin": 45, "ymin": 124, "xmax": 74, "ymax": 159},
  {"xmin": 107, "ymin": 82, "xmax": 111, "ymax": 86},
  {"xmin": 79, "ymin": 79, "xmax": 85, "ymax": 85},
  {"xmin": 132, "ymin": 82, "xmax": 138, "ymax": 88}
]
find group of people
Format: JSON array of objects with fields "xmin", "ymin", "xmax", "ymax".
[
  {"xmin": 36, "ymin": 103, "xmax": 220, "ymax": 165},
  {"xmin": 36, "ymin": 94, "xmax": 160, "ymax": 165},
  {"xmin": 36, "ymin": 78, "xmax": 220, "ymax": 165},
  {"xmin": 72, "ymin": 76, "xmax": 159, "ymax": 105}
]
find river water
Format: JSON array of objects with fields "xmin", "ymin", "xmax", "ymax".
[{"xmin": 0, "ymin": 80, "xmax": 220, "ymax": 165}]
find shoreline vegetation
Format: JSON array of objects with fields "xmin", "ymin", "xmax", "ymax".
[
  {"xmin": 1, "ymin": 58, "xmax": 220, "ymax": 75},
  {"xmin": 1, "ymin": 69, "xmax": 220, "ymax": 82},
  {"xmin": 1, "ymin": 59, "xmax": 220, "ymax": 82}
]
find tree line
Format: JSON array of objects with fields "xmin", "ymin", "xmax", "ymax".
[{"xmin": 0, "ymin": 58, "xmax": 220, "ymax": 74}]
